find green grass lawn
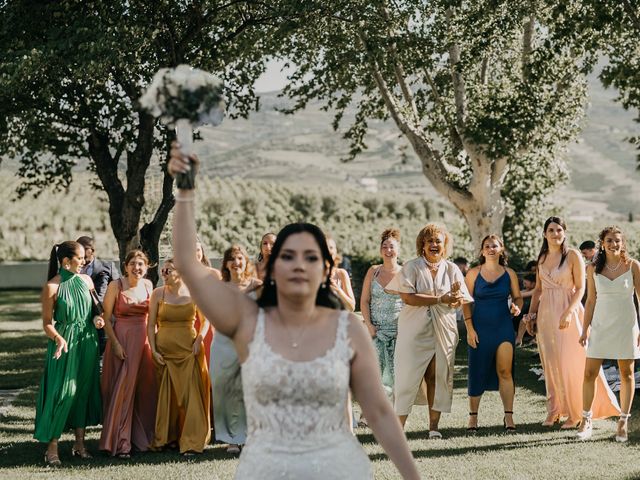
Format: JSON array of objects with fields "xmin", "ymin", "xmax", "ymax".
[{"xmin": 1, "ymin": 289, "xmax": 639, "ymax": 479}]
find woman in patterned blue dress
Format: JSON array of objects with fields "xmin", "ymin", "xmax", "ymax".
[
  {"xmin": 361, "ymin": 229, "xmax": 403, "ymax": 401},
  {"xmin": 462, "ymin": 235, "xmax": 523, "ymax": 431}
]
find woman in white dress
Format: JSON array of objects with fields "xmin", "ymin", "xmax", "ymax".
[
  {"xmin": 168, "ymin": 147, "xmax": 419, "ymax": 480},
  {"xmin": 577, "ymin": 226, "xmax": 640, "ymax": 442},
  {"xmin": 386, "ymin": 223, "xmax": 472, "ymax": 438}
]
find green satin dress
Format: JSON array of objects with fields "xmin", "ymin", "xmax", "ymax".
[{"xmin": 34, "ymin": 268, "xmax": 102, "ymax": 442}]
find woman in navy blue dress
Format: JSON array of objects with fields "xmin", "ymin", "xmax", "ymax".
[{"xmin": 462, "ymin": 235, "xmax": 523, "ymax": 431}]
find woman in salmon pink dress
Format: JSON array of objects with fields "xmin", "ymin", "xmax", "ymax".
[
  {"xmin": 99, "ymin": 250, "xmax": 158, "ymax": 457},
  {"xmin": 524, "ymin": 217, "xmax": 619, "ymax": 428}
]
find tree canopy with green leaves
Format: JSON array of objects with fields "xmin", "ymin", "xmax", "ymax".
[
  {"xmin": 552, "ymin": 1, "xmax": 640, "ymax": 166},
  {"xmin": 271, "ymin": 0, "xmax": 597, "ymax": 260},
  {"xmin": 0, "ymin": 0, "xmax": 307, "ymax": 280}
]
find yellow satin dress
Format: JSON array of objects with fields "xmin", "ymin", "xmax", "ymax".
[{"xmin": 152, "ymin": 299, "xmax": 211, "ymax": 453}]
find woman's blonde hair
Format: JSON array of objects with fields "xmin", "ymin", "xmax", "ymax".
[{"xmin": 415, "ymin": 223, "xmax": 452, "ymax": 258}]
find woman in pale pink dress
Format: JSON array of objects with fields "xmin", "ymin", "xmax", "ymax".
[
  {"xmin": 100, "ymin": 250, "xmax": 158, "ymax": 457},
  {"xmin": 524, "ymin": 217, "xmax": 619, "ymax": 428}
]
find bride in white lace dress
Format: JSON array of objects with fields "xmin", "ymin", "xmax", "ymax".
[{"xmin": 169, "ymin": 148, "xmax": 419, "ymax": 479}]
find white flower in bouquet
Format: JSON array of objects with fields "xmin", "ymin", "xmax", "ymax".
[
  {"xmin": 139, "ymin": 64, "xmax": 225, "ymax": 128},
  {"xmin": 140, "ymin": 64, "xmax": 225, "ymax": 189}
]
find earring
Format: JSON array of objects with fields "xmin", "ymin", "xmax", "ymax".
[
  {"xmin": 63, "ymin": 264, "xmax": 70, "ymax": 270},
  {"xmin": 269, "ymin": 279, "xmax": 275, "ymax": 286}
]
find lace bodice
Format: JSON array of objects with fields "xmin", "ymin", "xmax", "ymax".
[
  {"xmin": 236, "ymin": 308, "xmax": 372, "ymax": 479},
  {"xmin": 242, "ymin": 309, "xmax": 352, "ymax": 441}
]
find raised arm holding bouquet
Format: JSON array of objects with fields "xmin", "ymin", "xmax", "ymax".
[
  {"xmin": 140, "ymin": 64, "xmax": 225, "ymax": 189},
  {"xmin": 167, "ymin": 148, "xmax": 420, "ymax": 478}
]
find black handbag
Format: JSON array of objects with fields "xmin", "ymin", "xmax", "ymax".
[{"xmin": 90, "ymin": 289, "xmax": 104, "ymax": 316}]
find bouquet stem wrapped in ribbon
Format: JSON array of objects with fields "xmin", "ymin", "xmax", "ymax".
[{"xmin": 140, "ymin": 65, "xmax": 225, "ymax": 189}]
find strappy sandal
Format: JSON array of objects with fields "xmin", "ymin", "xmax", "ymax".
[
  {"xmin": 428, "ymin": 430, "xmax": 443, "ymax": 439},
  {"xmin": 503, "ymin": 411, "xmax": 516, "ymax": 431},
  {"xmin": 71, "ymin": 446, "xmax": 93, "ymax": 459},
  {"xmin": 576, "ymin": 410, "xmax": 593, "ymax": 440},
  {"xmin": 44, "ymin": 450, "xmax": 62, "ymax": 467},
  {"xmin": 542, "ymin": 413, "xmax": 560, "ymax": 426},
  {"xmin": 467, "ymin": 412, "xmax": 479, "ymax": 433},
  {"xmin": 615, "ymin": 412, "xmax": 631, "ymax": 442}
]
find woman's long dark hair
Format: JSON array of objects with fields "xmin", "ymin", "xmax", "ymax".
[
  {"xmin": 537, "ymin": 216, "xmax": 569, "ymax": 269},
  {"xmin": 47, "ymin": 241, "xmax": 81, "ymax": 280},
  {"xmin": 478, "ymin": 234, "xmax": 508, "ymax": 266},
  {"xmin": 594, "ymin": 226, "xmax": 629, "ymax": 274},
  {"xmin": 257, "ymin": 223, "xmax": 342, "ymax": 309}
]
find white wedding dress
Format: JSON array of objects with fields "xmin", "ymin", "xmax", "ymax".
[{"xmin": 235, "ymin": 309, "xmax": 373, "ymax": 479}]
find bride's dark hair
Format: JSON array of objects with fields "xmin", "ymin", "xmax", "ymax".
[{"xmin": 257, "ymin": 223, "xmax": 342, "ymax": 309}]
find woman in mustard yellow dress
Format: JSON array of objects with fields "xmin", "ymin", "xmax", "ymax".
[{"xmin": 147, "ymin": 258, "xmax": 211, "ymax": 454}]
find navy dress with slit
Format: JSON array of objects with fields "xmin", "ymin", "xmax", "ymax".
[{"xmin": 467, "ymin": 271, "xmax": 515, "ymax": 396}]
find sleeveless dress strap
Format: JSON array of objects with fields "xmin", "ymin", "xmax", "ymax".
[
  {"xmin": 373, "ymin": 266, "xmax": 381, "ymax": 279},
  {"xmin": 336, "ymin": 310, "xmax": 353, "ymax": 360},
  {"xmin": 254, "ymin": 308, "xmax": 267, "ymax": 346}
]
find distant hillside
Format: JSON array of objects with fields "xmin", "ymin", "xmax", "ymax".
[
  {"xmin": 194, "ymin": 70, "xmax": 639, "ymax": 222},
  {"xmin": 1, "ymin": 70, "xmax": 638, "ymax": 262}
]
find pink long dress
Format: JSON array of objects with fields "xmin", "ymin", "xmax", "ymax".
[
  {"xmin": 537, "ymin": 261, "xmax": 620, "ymax": 423},
  {"xmin": 100, "ymin": 280, "xmax": 158, "ymax": 455}
]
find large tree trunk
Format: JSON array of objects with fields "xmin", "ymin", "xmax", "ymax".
[
  {"xmin": 89, "ymin": 113, "xmax": 160, "ymax": 281},
  {"xmin": 139, "ymin": 168, "xmax": 175, "ymax": 285},
  {"xmin": 408, "ymin": 129, "xmax": 508, "ymax": 249}
]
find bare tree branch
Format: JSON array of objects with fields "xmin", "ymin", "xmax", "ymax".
[
  {"xmin": 480, "ymin": 56, "xmax": 489, "ymax": 84},
  {"xmin": 622, "ymin": 0, "xmax": 640, "ymax": 32},
  {"xmin": 446, "ymin": 8, "xmax": 467, "ymax": 130},
  {"xmin": 358, "ymin": 31, "xmax": 470, "ymax": 205},
  {"xmin": 522, "ymin": 15, "xmax": 535, "ymax": 80},
  {"xmin": 379, "ymin": 4, "xmax": 419, "ymax": 123}
]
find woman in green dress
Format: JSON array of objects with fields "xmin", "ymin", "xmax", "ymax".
[{"xmin": 35, "ymin": 241, "xmax": 104, "ymax": 466}]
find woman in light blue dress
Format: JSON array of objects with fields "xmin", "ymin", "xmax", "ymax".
[
  {"xmin": 361, "ymin": 229, "xmax": 403, "ymax": 400},
  {"xmin": 210, "ymin": 245, "xmax": 261, "ymax": 454}
]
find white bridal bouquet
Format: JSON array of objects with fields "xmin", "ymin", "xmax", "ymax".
[{"xmin": 140, "ymin": 64, "xmax": 225, "ymax": 189}]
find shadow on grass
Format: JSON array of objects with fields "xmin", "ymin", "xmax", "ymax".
[
  {"xmin": 0, "ymin": 438, "xmax": 240, "ymax": 469},
  {"xmin": 0, "ymin": 290, "xmax": 40, "ymax": 307},
  {"xmin": 0, "ymin": 331, "xmax": 45, "ymax": 390},
  {"xmin": 366, "ymin": 434, "xmax": 618, "ymax": 461}
]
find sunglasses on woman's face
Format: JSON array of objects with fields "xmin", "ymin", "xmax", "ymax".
[{"xmin": 161, "ymin": 268, "xmax": 174, "ymax": 275}]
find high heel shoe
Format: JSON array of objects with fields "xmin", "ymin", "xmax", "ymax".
[
  {"xmin": 503, "ymin": 411, "xmax": 516, "ymax": 431},
  {"xmin": 467, "ymin": 412, "xmax": 478, "ymax": 433},
  {"xmin": 615, "ymin": 412, "xmax": 630, "ymax": 442},
  {"xmin": 71, "ymin": 446, "xmax": 93, "ymax": 459},
  {"xmin": 576, "ymin": 410, "xmax": 593, "ymax": 440},
  {"xmin": 541, "ymin": 413, "xmax": 560, "ymax": 426},
  {"xmin": 560, "ymin": 418, "xmax": 581, "ymax": 429},
  {"xmin": 44, "ymin": 451, "xmax": 62, "ymax": 467}
]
